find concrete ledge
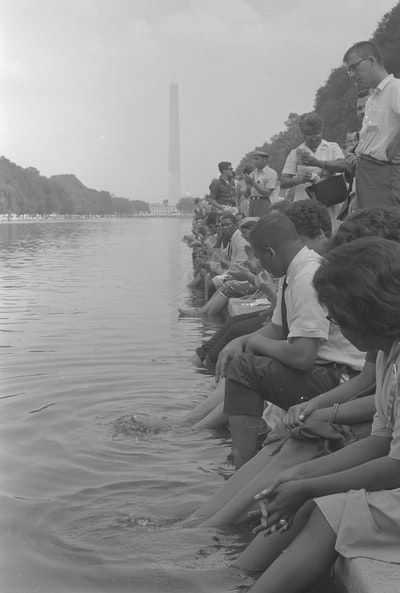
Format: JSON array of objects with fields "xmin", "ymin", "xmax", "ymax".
[{"xmin": 335, "ymin": 557, "xmax": 400, "ymax": 593}]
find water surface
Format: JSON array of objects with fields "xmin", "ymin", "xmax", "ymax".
[{"xmin": 0, "ymin": 218, "xmax": 256, "ymax": 593}]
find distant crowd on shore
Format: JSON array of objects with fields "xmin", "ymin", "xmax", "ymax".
[{"xmin": 179, "ymin": 40, "xmax": 400, "ymax": 593}]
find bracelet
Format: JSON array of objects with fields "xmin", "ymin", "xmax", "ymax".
[{"xmin": 328, "ymin": 403, "xmax": 340, "ymax": 424}]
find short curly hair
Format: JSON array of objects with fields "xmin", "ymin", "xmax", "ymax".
[
  {"xmin": 286, "ymin": 200, "xmax": 332, "ymax": 239},
  {"xmin": 314, "ymin": 237, "xmax": 400, "ymax": 338},
  {"xmin": 331, "ymin": 207, "xmax": 400, "ymax": 249},
  {"xmin": 298, "ymin": 112, "xmax": 324, "ymax": 135}
]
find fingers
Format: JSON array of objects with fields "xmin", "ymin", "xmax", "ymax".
[
  {"xmin": 215, "ymin": 351, "xmax": 231, "ymax": 382},
  {"xmin": 284, "ymin": 401, "xmax": 313, "ymax": 429},
  {"xmin": 247, "ymin": 509, "xmax": 262, "ymax": 520},
  {"xmin": 262, "ymin": 430, "xmax": 281, "ymax": 446},
  {"xmin": 252, "ymin": 514, "xmax": 291, "ymax": 536},
  {"xmin": 251, "ymin": 500, "xmax": 269, "ymax": 534},
  {"xmin": 261, "ymin": 517, "xmax": 291, "ymax": 536},
  {"xmin": 254, "ymin": 485, "xmax": 274, "ymax": 501}
]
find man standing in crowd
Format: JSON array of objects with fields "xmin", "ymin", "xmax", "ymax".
[
  {"xmin": 343, "ymin": 40, "xmax": 400, "ymax": 208},
  {"xmin": 244, "ymin": 148, "xmax": 278, "ymax": 217},
  {"xmin": 208, "ymin": 162, "xmax": 237, "ymax": 213}
]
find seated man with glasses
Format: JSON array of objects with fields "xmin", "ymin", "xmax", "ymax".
[
  {"xmin": 207, "ymin": 161, "xmax": 238, "ymax": 214},
  {"xmin": 343, "ymin": 40, "xmax": 400, "ymax": 209}
]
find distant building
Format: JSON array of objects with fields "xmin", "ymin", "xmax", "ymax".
[{"xmin": 150, "ymin": 202, "xmax": 179, "ymax": 216}]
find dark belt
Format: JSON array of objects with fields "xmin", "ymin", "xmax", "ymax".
[
  {"xmin": 359, "ymin": 154, "xmax": 395, "ymax": 166},
  {"xmin": 250, "ymin": 196, "xmax": 269, "ymax": 200}
]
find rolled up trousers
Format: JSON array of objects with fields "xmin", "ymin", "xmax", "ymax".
[{"xmin": 223, "ymin": 352, "xmax": 347, "ymax": 416}]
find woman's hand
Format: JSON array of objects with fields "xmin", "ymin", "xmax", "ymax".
[
  {"xmin": 253, "ymin": 479, "xmax": 309, "ymax": 535},
  {"xmin": 284, "ymin": 399, "xmax": 320, "ymax": 430}
]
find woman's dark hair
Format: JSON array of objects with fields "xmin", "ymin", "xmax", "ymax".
[
  {"xmin": 330, "ymin": 207, "xmax": 400, "ymax": 249},
  {"xmin": 313, "ymin": 237, "xmax": 400, "ymax": 338}
]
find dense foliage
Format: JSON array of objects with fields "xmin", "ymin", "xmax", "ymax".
[
  {"xmin": 0, "ymin": 157, "xmax": 150, "ymax": 216},
  {"xmin": 238, "ymin": 2, "xmax": 400, "ymax": 176},
  {"xmin": 176, "ymin": 196, "xmax": 196, "ymax": 213}
]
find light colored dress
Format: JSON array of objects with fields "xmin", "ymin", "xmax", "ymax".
[{"xmin": 316, "ymin": 341, "xmax": 400, "ymax": 563}]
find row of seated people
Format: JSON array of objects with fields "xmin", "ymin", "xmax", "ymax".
[
  {"xmin": 201, "ymin": 200, "xmax": 332, "ymax": 368},
  {"xmin": 181, "ymin": 204, "xmax": 400, "ymax": 593},
  {"xmin": 182, "ymin": 209, "xmax": 264, "ymax": 305}
]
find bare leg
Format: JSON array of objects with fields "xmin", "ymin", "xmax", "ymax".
[
  {"xmin": 205, "ymin": 292, "xmax": 229, "ymax": 316},
  {"xmin": 182, "ymin": 379, "xmax": 225, "ymax": 423},
  {"xmin": 192, "ymin": 401, "xmax": 227, "ymax": 429},
  {"xmin": 248, "ymin": 506, "xmax": 338, "ymax": 593},
  {"xmin": 230, "ymin": 414, "xmax": 261, "ymax": 468},
  {"xmin": 203, "ymin": 440, "xmax": 319, "ymax": 526},
  {"xmin": 188, "ymin": 443, "xmax": 276, "ymax": 522},
  {"xmin": 178, "ymin": 290, "xmax": 221, "ymax": 316},
  {"xmin": 237, "ymin": 501, "xmax": 315, "ymax": 570},
  {"xmin": 187, "ymin": 273, "xmax": 203, "ymax": 289},
  {"xmin": 204, "ymin": 273, "xmax": 216, "ymax": 301}
]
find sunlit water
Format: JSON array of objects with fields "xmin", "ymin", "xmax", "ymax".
[{"xmin": 0, "ymin": 218, "xmax": 256, "ymax": 593}]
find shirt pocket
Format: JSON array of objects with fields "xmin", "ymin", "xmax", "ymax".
[{"xmin": 364, "ymin": 105, "xmax": 383, "ymax": 133}]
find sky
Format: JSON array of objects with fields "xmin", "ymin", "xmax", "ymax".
[{"xmin": 0, "ymin": 0, "xmax": 398, "ymax": 203}]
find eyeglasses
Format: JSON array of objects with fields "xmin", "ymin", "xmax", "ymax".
[
  {"xmin": 346, "ymin": 57, "xmax": 371, "ymax": 76},
  {"xmin": 326, "ymin": 313, "xmax": 340, "ymax": 326}
]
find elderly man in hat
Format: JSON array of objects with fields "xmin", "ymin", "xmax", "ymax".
[{"xmin": 244, "ymin": 148, "xmax": 278, "ymax": 217}]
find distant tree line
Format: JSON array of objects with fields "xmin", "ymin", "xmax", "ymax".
[
  {"xmin": 176, "ymin": 196, "xmax": 196, "ymax": 213},
  {"xmin": 237, "ymin": 3, "xmax": 400, "ymax": 176},
  {"xmin": 0, "ymin": 157, "xmax": 150, "ymax": 216}
]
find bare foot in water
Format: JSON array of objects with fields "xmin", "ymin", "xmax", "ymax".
[{"xmin": 178, "ymin": 308, "xmax": 205, "ymax": 317}]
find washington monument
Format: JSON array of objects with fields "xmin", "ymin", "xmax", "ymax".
[{"xmin": 168, "ymin": 81, "xmax": 181, "ymax": 203}]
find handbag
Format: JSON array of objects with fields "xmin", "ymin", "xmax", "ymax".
[{"xmin": 305, "ymin": 174, "xmax": 348, "ymax": 207}]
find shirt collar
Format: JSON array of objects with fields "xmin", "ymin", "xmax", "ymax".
[
  {"xmin": 286, "ymin": 245, "xmax": 320, "ymax": 283},
  {"xmin": 300, "ymin": 139, "xmax": 328, "ymax": 150},
  {"xmin": 372, "ymin": 73, "xmax": 394, "ymax": 94}
]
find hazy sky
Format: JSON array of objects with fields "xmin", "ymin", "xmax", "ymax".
[{"xmin": 1, "ymin": 0, "xmax": 398, "ymax": 203}]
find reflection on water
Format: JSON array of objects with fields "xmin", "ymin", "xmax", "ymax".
[{"xmin": 0, "ymin": 219, "xmax": 253, "ymax": 593}]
